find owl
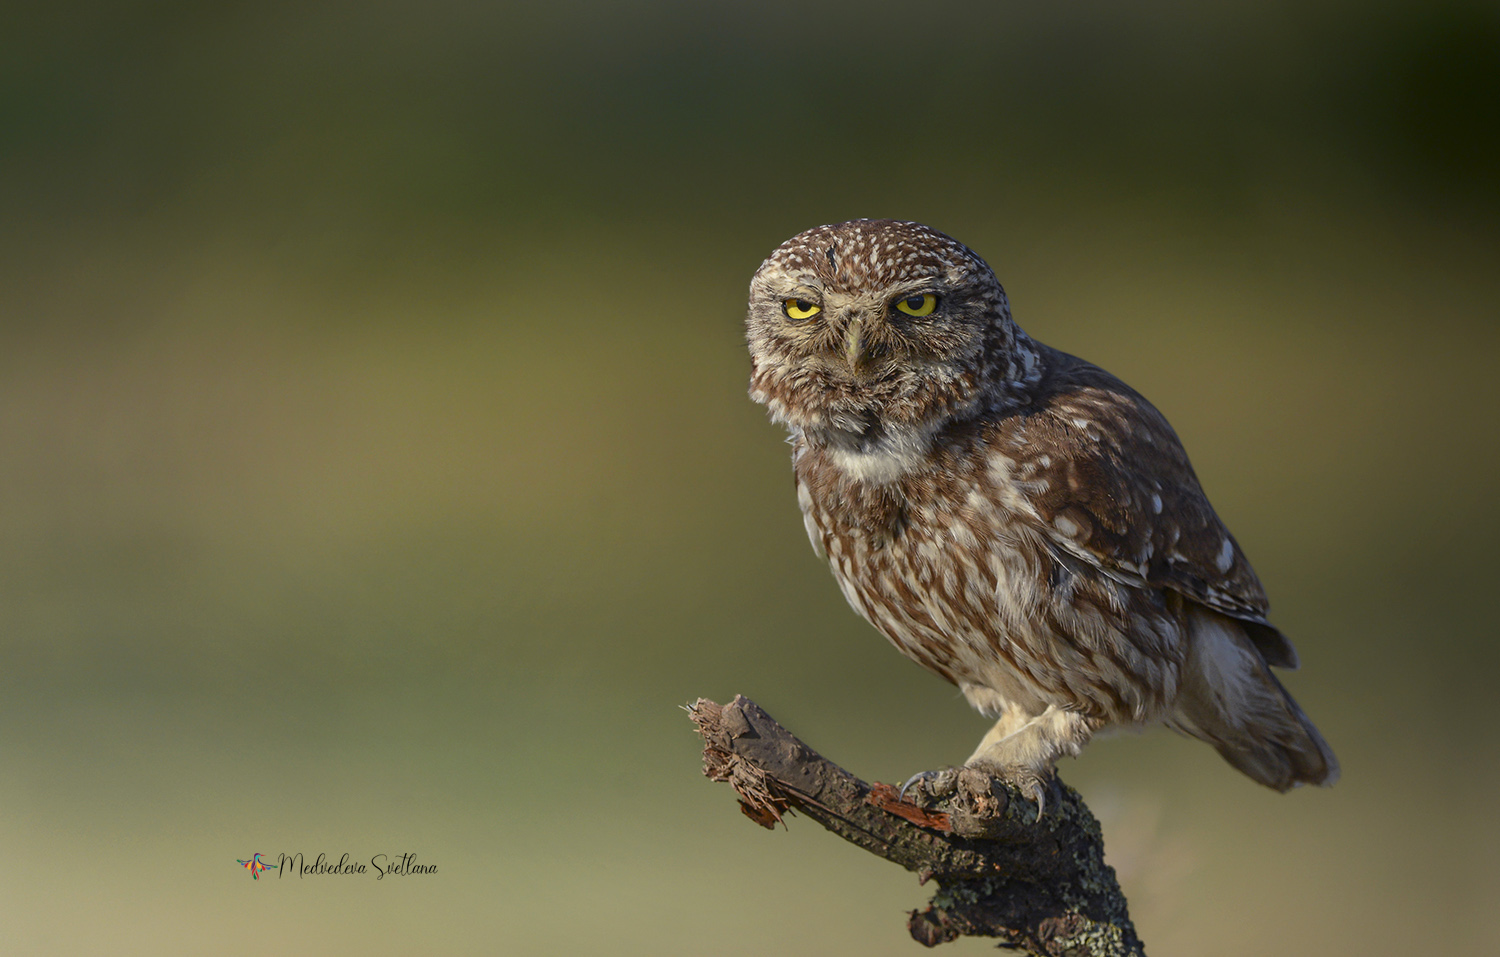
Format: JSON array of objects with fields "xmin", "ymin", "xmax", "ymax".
[{"xmin": 746, "ymin": 219, "xmax": 1338, "ymax": 807}]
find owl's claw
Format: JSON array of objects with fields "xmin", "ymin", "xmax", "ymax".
[
  {"xmin": 1000, "ymin": 769, "xmax": 1061, "ymax": 821},
  {"xmin": 958, "ymin": 763, "xmax": 1061, "ymax": 822},
  {"xmin": 897, "ymin": 768, "xmax": 958, "ymax": 804},
  {"xmin": 898, "ymin": 771, "xmax": 934, "ymax": 802}
]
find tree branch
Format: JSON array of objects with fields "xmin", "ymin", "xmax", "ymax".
[{"xmin": 687, "ymin": 695, "xmax": 1145, "ymax": 956}]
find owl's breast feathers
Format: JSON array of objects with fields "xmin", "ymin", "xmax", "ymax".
[{"xmin": 794, "ymin": 346, "xmax": 1298, "ymax": 713}]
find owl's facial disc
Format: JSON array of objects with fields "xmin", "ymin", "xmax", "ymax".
[
  {"xmin": 769, "ymin": 284, "xmax": 917, "ymax": 381},
  {"xmin": 748, "ymin": 219, "xmax": 1029, "ymax": 432}
]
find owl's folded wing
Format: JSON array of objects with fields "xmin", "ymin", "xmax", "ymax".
[{"xmin": 990, "ymin": 351, "xmax": 1300, "ymax": 669}]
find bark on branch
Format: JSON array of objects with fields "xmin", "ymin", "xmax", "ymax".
[{"xmin": 687, "ymin": 695, "xmax": 1145, "ymax": 956}]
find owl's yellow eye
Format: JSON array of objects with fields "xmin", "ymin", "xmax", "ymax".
[
  {"xmin": 783, "ymin": 298, "xmax": 822, "ymax": 321},
  {"xmin": 894, "ymin": 294, "xmax": 938, "ymax": 318}
]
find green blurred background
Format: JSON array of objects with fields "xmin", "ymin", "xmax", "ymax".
[{"xmin": 2, "ymin": 1, "xmax": 1497, "ymax": 953}]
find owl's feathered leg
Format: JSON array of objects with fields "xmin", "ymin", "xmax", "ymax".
[
  {"xmin": 964, "ymin": 705, "xmax": 1102, "ymax": 815},
  {"xmin": 966, "ymin": 701, "xmax": 1036, "ymax": 757}
]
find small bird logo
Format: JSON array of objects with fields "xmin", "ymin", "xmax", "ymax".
[{"xmin": 237, "ymin": 853, "xmax": 277, "ymax": 880}]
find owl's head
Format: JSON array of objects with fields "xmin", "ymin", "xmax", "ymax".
[{"xmin": 746, "ymin": 219, "xmax": 1036, "ymax": 440}]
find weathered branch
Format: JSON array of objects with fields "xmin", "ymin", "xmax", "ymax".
[{"xmin": 687, "ymin": 695, "xmax": 1144, "ymax": 956}]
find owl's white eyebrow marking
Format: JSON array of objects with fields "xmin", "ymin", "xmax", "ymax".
[{"xmin": 784, "ymin": 275, "xmax": 825, "ymax": 298}]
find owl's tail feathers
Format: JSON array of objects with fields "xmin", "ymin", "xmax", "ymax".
[{"xmin": 1171, "ymin": 607, "xmax": 1340, "ymax": 792}]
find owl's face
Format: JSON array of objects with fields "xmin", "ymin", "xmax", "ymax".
[{"xmin": 747, "ymin": 219, "xmax": 1026, "ymax": 438}]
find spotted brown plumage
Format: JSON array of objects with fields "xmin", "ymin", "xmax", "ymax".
[{"xmin": 746, "ymin": 219, "xmax": 1337, "ymax": 804}]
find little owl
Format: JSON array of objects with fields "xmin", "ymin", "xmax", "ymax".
[{"xmin": 745, "ymin": 219, "xmax": 1338, "ymax": 807}]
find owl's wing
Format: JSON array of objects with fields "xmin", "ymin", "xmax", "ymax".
[{"xmin": 990, "ymin": 350, "xmax": 1299, "ymax": 669}]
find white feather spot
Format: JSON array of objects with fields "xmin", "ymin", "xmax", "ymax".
[
  {"xmin": 825, "ymin": 421, "xmax": 939, "ymax": 485},
  {"xmin": 1216, "ymin": 538, "xmax": 1234, "ymax": 573}
]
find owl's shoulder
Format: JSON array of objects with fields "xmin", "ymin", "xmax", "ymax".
[{"xmin": 982, "ymin": 347, "xmax": 1195, "ymax": 489}]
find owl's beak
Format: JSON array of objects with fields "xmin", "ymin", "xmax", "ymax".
[{"xmin": 844, "ymin": 318, "xmax": 871, "ymax": 376}]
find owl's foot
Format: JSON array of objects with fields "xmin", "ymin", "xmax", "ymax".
[
  {"xmin": 895, "ymin": 765, "xmax": 1053, "ymax": 829},
  {"xmin": 897, "ymin": 765, "xmax": 1058, "ymax": 819},
  {"xmin": 963, "ymin": 704, "xmax": 1095, "ymax": 821},
  {"xmin": 934, "ymin": 762, "xmax": 1059, "ymax": 821}
]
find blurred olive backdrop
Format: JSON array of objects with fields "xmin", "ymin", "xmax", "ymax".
[{"xmin": 3, "ymin": 1, "xmax": 1498, "ymax": 954}]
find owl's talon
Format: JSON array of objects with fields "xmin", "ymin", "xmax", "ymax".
[
  {"xmin": 898, "ymin": 768, "xmax": 957, "ymax": 804},
  {"xmin": 987, "ymin": 768, "xmax": 1055, "ymax": 822},
  {"xmin": 898, "ymin": 770, "xmax": 936, "ymax": 803},
  {"xmin": 1032, "ymin": 774, "xmax": 1065, "ymax": 820}
]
